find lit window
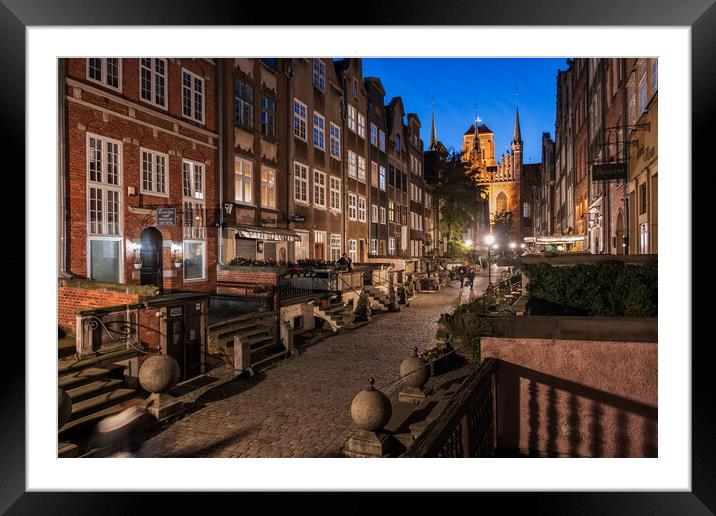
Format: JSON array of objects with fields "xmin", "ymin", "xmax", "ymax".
[
  {"xmin": 260, "ymin": 167, "xmax": 276, "ymax": 209},
  {"xmin": 379, "ymin": 166, "xmax": 386, "ymax": 191},
  {"xmin": 235, "ymin": 157, "xmax": 253, "ymax": 204}
]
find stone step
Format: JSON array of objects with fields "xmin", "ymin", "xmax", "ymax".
[
  {"xmin": 59, "ymin": 398, "xmax": 141, "ymax": 437},
  {"xmin": 250, "ymin": 340, "xmax": 282, "ymax": 357},
  {"xmin": 69, "ymin": 388, "xmax": 137, "ymax": 421},
  {"xmin": 58, "ymin": 347, "xmax": 137, "ymax": 375},
  {"xmin": 58, "ymin": 367, "xmax": 114, "ymax": 390},
  {"xmin": 246, "ymin": 334, "xmax": 275, "ymax": 348},
  {"xmin": 251, "ymin": 349, "xmax": 287, "ymax": 371},
  {"xmin": 66, "ymin": 378, "xmax": 126, "ymax": 404}
]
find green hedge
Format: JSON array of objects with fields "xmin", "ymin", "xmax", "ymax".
[{"xmin": 523, "ymin": 258, "xmax": 657, "ymax": 317}]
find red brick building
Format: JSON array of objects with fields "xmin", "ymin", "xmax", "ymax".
[{"xmin": 59, "ymin": 58, "xmax": 219, "ymax": 295}]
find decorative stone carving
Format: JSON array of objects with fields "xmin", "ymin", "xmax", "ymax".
[
  {"xmin": 344, "ymin": 378, "xmax": 395, "ymax": 458},
  {"xmin": 235, "ymin": 58, "xmax": 254, "ymax": 77},
  {"xmin": 139, "ymin": 354, "xmax": 184, "ymax": 421},
  {"xmin": 260, "ymin": 66, "xmax": 277, "ymax": 92},
  {"xmin": 235, "ymin": 127, "xmax": 254, "ymax": 153},
  {"xmin": 261, "ymin": 139, "xmax": 277, "ymax": 162},
  {"xmin": 398, "ymin": 348, "xmax": 430, "ymax": 404}
]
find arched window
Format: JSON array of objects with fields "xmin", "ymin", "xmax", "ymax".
[{"xmin": 496, "ymin": 191, "xmax": 508, "ymax": 213}]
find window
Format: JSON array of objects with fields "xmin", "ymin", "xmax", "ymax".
[
  {"xmin": 330, "ymin": 123, "xmax": 341, "ymax": 158},
  {"xmin": 379, "ymin": 130, "xmax": 385, "ymax": 151},
  {"xmin": 348, "ymin": 239, "xmax": 357, "ymax": 262},
  {"xmin": 358, "ymin": 196, "xmax": 366, "ymax": 222},
  {"xmin": 234, "ymin": 157, "xmax": 253, "ymax": 204},
  {"xmin": 523, "ymin": 202, "xmax": 532, "ymax": 218},
  {"xmin": 639, "ymin": 182, "xmax": 647, "ymax": 214},
  {"xmin": 181, "ymin": 69, "xmax": 205, "ymax": 123},
  {"xmin": 313, "ymin": 170, "xmax": 326, "ymax": 208},
  {"xmin": 370, "ymin": 239, "xmax": 378, "ymax": 255},
  {"xmin": 313, "ymin": 112, "xmax": 325, "ymax": 150},
  {"xmin": 87, "ymin": 58, "xmax": 121, "ymax": 91},
  {"xmin": 140, "ymin": 149, "xmax": 168, "ymax": 196},
  {"xmin": 294, "ymin": 162, "xmax": 309, "ymax": 204},
  {"xmin": 380, "ymin": 207, "xmax": 386, "ymax": 225},
  {"xmin": 347, "ymin": 151, "xmax": 357, "ymax": 178},
  {"xmin": 370, "ymin": 204, "xmax": 379, "ymax": 223},
  {"xmin": 395, "ymin": 134, "xmax": 401, "ymax": 153},
  {"xmin": 182, "ymin": 160, "xmax": 204, "ymax": 200},
  {"xmin": 371, "ymin": 161, "xmax": 379, "ymax": 188},
  {"xmin": 628, "ymin": 76, "xmax": 637, "ymax": 126},
  {"xmin": 330, "ymin": 176, "xmax": 341, "ymax": 210},
  {"xmin": 358, "ymin": 156, "xmax": 366, "ymax": 182},
  {"xmin": 183, "ymin": 240, "xmax": 205, "ymax": 281},
  {"xmin": 234, "ymin": 78, "xmax": 254, "ymax": 129},
  {"xmin": 294, "ymin": 99, "xmax": 307, "ymax": 141},
  {"xmin": 640, "ymin": 223, "xmax": 649, "ymax": 254},
  {"xmin": 358, "ymin": 113, "xmax": 366, "ymax": 138},
  {"xmin": 139, "ymin": 58, "xmax": 167, "ymax": 108},
  {"xmin": 388, "ymin": 237, "xmax": 395, "ymax": 255},
  {"xmin": 651, "ymin": 58, "xmax": 658, "ymax": 93},
  {"xmin": 313, "ymin": 59, "xmax": 326, "ymax": 91},
  {"xmin": 260, "ymin": 167, "xmax": 276, "ymax": 209},
  {"xmin": 639, "ymin": 73, "xmax": 647, "ymax": 114},
  {"xmin": 352, "ymin": 78, "xmax": 358, "ymax": 97},
  {"xmin": 314, "ymin": 231, "xmax": 326, "ymax": 260},
  {"xmin": 348, "ymin": 193, "xmax": 357, "ymax": 220},
  {"xmin": 87, "ymin": 134, "xmax": 122, "ymax": 282},
  {"xmin": 183, "ymin": 201, "xmax": 206, "ymax": 240},
  {"xmin": 370, "ymin": 123, "xmax": 378, "ymax": 147},
  {"xmin": 330, "ymin": 234, "xmax": 342, "ymax": 262},
  {"xmin": 379, "ymin": 166, "xmax": 386, "ymax": 190},
  {"xmin": 347, "ymin": 104, "xmax": 357, "ymax": 132},
  {"xmin": 295, "ymin": 231, "xmax": 310, "ymax": 261},
  {"xmin": 260, "ymin": 96, "xmax": 276, "ymax": 138},
  {"xmin": 388, "ymin": 200, "xmax": 395, "ymax": 222}
]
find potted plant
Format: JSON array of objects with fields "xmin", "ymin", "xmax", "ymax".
[
  {"xmin": 133, "ymin": 257, "xmax": 142, "ymax": 270},
  {"xmin": 174, "ymin": 256, "xmax": 182, "ymax": 269}
]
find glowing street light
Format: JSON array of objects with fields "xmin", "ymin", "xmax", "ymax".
[
  {"xmin": 510, "ymin": 242, "xmax": 517, "ymax": 249},
  {"xmin": 464, "ymin": 239, "xmax": 473, "ymax": 248}
]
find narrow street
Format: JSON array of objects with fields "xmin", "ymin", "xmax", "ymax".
[{"xmin": 139, "ymin": 272, "xmax": 494, "ymax": 458}]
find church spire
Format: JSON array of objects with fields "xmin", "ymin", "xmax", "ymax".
[
  {"xmin": 513, "ymin": 89, "xmax": 522, "ymax": 144},
  {"xmin": 430, "ymin": 101, "xmax": 438, "ymax": 151}
]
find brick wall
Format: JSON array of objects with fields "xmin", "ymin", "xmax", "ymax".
[{"xmin": 58, "ymin": 279, "xmax": 158, "ymax": 333}]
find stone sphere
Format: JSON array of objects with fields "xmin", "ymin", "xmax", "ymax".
[
  {"xmin": 350, "ymin": 380, "xmax": 392, "ymax": 431},
  {"xmin": 139, "ymin": 354, "xmax": 181, "ymax": 393},
  {"xmin": 58, "ymin": 388, "xmax": 72, "ymax": 429},
  {"xmin": 400, "ymin": 354, "xmax": 430, "ymax": 388}
]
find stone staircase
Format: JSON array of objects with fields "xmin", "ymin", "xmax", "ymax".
[
  {"xmin": 363, "ymin": 285, "xmax": 391, "ymax": 311},
  {"xmin": 58, "ymin": 350, "xmax": 144, "ymax": 455},
  {"xmin": 210, "ymin": 317, "xmax": 286, "ymax": 372},
  {"xmin": 313, "ymin": 300, "xmax": 354, "ymax": 332}
]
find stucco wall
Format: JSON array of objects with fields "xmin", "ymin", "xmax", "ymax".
[{"xmin": 482, "ymin": 337, "xmax": 657, "ymax": 457}]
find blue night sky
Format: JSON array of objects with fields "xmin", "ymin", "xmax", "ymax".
[{"xmin": 361, "ymin": 58, "xmax": 569, "ymax": 165}]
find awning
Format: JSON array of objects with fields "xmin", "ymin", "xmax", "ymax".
[
  {"xmin": 523, "ymin": 235, "xmax": 587, "ymax": 244},
  {"xmin": 226, "ymin": 223, "xmax": 300, "ymax": 242}
]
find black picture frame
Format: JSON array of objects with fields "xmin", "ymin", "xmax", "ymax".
[{"xmin": 6, "ymin": 0, "xmax": 710, "ymax": 513}]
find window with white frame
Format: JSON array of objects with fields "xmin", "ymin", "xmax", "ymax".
[
  {"xmin": 358, "ymin": 156, "xmax": 366, "ymax": 182},
  {"xmin": 330, "ymin": 176, "xmax": 341, "ymax": 211},
  {"xmin": 294, "ymin": 99, "xmax": 307, "ymax": 141},
  {"xmin": 182, "ymin": 159, "xmax": 204, "ymax": 200},
  {"xmin": 370, "ymin": 239, "xmax": 378, "ymax": 255},
  {"xmin": 358, "ymin": 196, "xmax": 366, "ymax": 222},
  {"xmin": 140, "ymin": 148, "xmax": 168, "ymax": 196},
  {"xmin": 234, "ymin": 156, "xmax": 253, "ymax": 204},
  {"xmin": 348, "ymin": 193, "xmax": 357, "ymax": 220},
  {"xmin": 293, "ymin": 161, "xmax": 309, "ymax": 204},
  {"xmin": 261, "ymin": 167, "xmax": 276, "ymax": 209},
  {"xmin": 139, "ymin": 58, "xmax": 167, "ymax": 108},
  {"xmin": 348, "ymin": 239, "xmax": 357, "ymax": 262},
  {"xmin": 370, "ymin": 123, "xmax": 378, "ymax": 147},
  {"xmin": 313, "ymin": 170, "xmax": 326, "ymax": 208},
  {"xmin": 371, "ymin": 204, "xmax": 379, "ymax": 223},
  {"xmin": 234, "ymin": 78, "xmax": 254, "ymax": 129},
  {"xmin": 358, "ymin": 113, "xmax": 366, "ymax": 138},
  {"xmin": 181, "ymin": 68, "xmax": 204, "ymax": 123},
  {"xmin": 87, "ymin": 58, "xmax": 121, "ymax": 91},
  {"xmin": 347, "ymin": 151, "xmax": 357, "ymax": 178},
  {"xmin": 330, "ymin": 234, "xmax": 342, "ymax": 261},
  {"xmin": 183, "ymin": 240, "xmax": 205, "ymax": 281},
  {"xmin": 87, "ymin": 134, "xmax": 122, "ymax": 283},
  {"xmin": 388, "ymin": 237, "xmax": 395, "ymax": 255},
  {"xmin": 330, "ymin": 123, "xmax": 341, "ymax": 158},
  {"xmin": 380, "ymin": 207, "xmax": 386, "ymax": 225},
  {"xmin": 348, "ymin": 104, "xmax": 357, "ymax": 132},
  {"xmin": 379, "ymin": 166, "xmax": 386, "ymax": 191},
  {"xmin": 313, "ymin": 112, "xmax": 325, "ymax": 150},
  {"xmin": 295, "ymin": 231, "xmax": 310, "ymax": 260},
  {"xmin": 388, "ymin": 200, "xmax": 395, "ymax": 222},
  {"xmin": 313, "ymin": 59, "xmax": 326, "ymax": 91},
  {"xmin": 314, "ymin": 231, "xmax": 326, "ymax": 260},
  {"xmin": 379, "ymin": 130, "xmax": 385, "ymax": 151},
  {"xmin": 182, "ymin": 158, "xmax": 206, "ymax": 281}
]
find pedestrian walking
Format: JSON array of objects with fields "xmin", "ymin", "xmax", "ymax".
[
  {"xmin": 458, "ymin": 266, "xmax": 465, "ymax": 287},
  {"xmin": 88, "ymin": 399, "xmax": 154, "ymax": 457},
  {"xmin": 467, "ymin": 268, "xmax": 476, "ymax": 291}
]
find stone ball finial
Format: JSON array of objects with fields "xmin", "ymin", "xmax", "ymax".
[
  {"xmin": 350, "ymin": 378, "xmax": 392, "ymax": 431},
  {"xmin": 58, "ymin": 388, "xmax": 72, "ymax": 429},
  {"xmin": 139, "ymin": 354, "xmax": 181, "ymax": 393},
  {"xmin": 400, "ymin": 350, "xmax": 430, "ymax": 389}
]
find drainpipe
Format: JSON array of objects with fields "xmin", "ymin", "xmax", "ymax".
[
  {"xmin": 285, "ymin": 59, "xmax": 295, "ymax": 259},
  {"xmin": 340, "ymin": 71, "xmax": 348, "ymax": 258},
  {"xmin": 217, "ymin": 59, "xmax": 225, "ymax": 265},
  {"xmin": 58, "ymin": 59, "xmax": 69, "ymax": 278}
]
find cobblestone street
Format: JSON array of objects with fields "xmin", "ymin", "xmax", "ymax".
[{"xmin": 139, "ymin": 273, "xmax": 493, "ymax": 458}]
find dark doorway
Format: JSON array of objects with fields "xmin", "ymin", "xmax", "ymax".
[
  {"xmin": 140, "ymin": 227, "xmax": 163, "ymax": 292},
  {"xmin": 165, "ymin": 301, "xmax": 203, "ymax": 381}
]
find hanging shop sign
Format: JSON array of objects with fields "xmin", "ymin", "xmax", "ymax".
[{"xmin": 592, "ymin": 163, "xmax": 627, "ymax": 181}]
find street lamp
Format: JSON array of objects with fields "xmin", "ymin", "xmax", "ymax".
[
  {"xmin": 484, "ymin": 235, "xmax": 495, "ymax": 288},
  {"xmin": 464, "ymin": 239, "xmax": 473, "ymax": 248}
]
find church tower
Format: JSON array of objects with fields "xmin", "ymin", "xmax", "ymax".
[{"xmin": 511, "ymin": 105, "xmax": 523, "ymax": 180}]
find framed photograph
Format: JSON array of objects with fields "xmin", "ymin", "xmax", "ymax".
[{"xmin": 9, "ymin": 0, "xmax": 710, "ymax": 512}]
